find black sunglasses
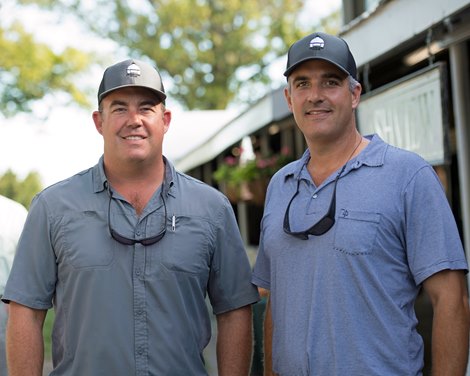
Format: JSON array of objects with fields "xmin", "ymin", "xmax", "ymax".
[
  {"xmin": 108, "ymin": 190, "xmax": 167, "ymax": 246},
  {"xmin": 283, "ymin": 164, "xmax": 346, "ymax": 239}
]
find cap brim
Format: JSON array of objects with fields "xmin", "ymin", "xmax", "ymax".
[
  {"xmin": 99, "ymin": 84, "xmax": 167, "ymax": 103},
  {"xmin": 284, "ymin": 57, "xmax": 350, "ymax": 78}
]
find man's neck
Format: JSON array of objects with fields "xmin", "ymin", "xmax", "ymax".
[
  {"xmin": 306, "ymin": 131, "xmax": 365, "ymax": 186},
  {"xmin": 105, "ymin": 158, "xmax": 165, "ymax": 215}
]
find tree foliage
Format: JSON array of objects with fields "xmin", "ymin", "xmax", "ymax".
[
  {"xmin": 0, "ymin": 8, "xmax": 94, "ymax": 117},
  {"xmin": 0, "ymin": 169, "xmax": 43, "ymax": 209},
  {"xmin": 16, "ymin": 0, "xmax": 339, "ymax": 110}
]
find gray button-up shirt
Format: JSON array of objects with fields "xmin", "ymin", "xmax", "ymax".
[{"xmin": 4, "ymin": 157, "xmax": 259, "ymax": 375}]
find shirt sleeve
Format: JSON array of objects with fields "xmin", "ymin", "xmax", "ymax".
[
  {"xmin": 0, "ymin": 198, "xmax": 27, "ymax": 295},
  {"xmin": 404, "ymin": 165, "xmax": 468, "ymax": 285},
  {"xmin": 2, "ymin": 194, "xmax": 57, "ymax": 309},
  {"xmin": 207, "ymin": 199, "xmax": 259, "ymax": 314},
  {"xmin": 251, "ymin": 214, "xmax": 271, "ymax": 290}
]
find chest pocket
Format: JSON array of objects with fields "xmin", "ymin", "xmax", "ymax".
[
  {"xmin": 333, "ymin": 210, "xmax": 381, "ymax": 255},
  {"xmin": 159, "ymin": 215, "xmax": 212, "ymax": 275},
  {"xmin": 60, "ymin": 211, "xmax": 115, "ymax": 269}
]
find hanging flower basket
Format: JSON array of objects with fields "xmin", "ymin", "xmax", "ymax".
[
  {"xmin": 220, "ymin": 182, "xmax": 240, "ymax": 204},
  {"xmin": 213, "ymin": 147, "xmax": 293, "ymax": 205},
  {"xmin": 245, "ymin": 178, "xmax": 269, "ymax": 206}
]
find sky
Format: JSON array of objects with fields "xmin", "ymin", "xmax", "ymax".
[{"xmin": 0, "ymin": 0, "xmax": 341, "ymax": 188}]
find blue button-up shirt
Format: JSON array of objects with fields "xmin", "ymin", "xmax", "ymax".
[{"xmin": 253, "ymin": 135, "xmax": 467, "ymax": 375}]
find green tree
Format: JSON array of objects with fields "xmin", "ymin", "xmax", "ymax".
[
  {"xmin": 0, "ymin": 12, "xmax": 94, "ymax": 117},
  {"xmin": 0, "ymin": 169, "xmax": 43, "ymax": 208},
  {"xmin": 17, "ymin": 0, "xmax": 340, "ymax": 110}
]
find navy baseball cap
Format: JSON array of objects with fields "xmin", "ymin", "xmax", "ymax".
[
  {"xmin": 97, "ymin": 59, "xmax": 166, "ymax": 104},
  {"xmin": 284, "ymin": 32, "xmax": 357, "ymax": 79}
]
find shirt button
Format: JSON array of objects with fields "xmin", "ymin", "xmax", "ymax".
[
  {"xmin": 312, "ymin": 194, "xmax": 318, "ymax": 199},
  {"xmin": 135, "ymin": 269, "xmax": 142, "ymax": 276}
]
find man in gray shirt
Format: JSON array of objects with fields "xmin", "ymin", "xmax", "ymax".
[{"xmin": 3, "ymin": 59, "xmax": 259, "ymax": 375}]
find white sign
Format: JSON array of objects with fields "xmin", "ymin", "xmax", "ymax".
[{"xmin": 358, "ymin": 66, "xmax": 446, "ymax": 165}]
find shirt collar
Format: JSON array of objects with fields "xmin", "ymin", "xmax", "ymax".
[
  {"xmin": 358, "ymin": 134, "xmax": 387, "ymax": 168},
  {"xmin": 92, "ymin": 156, "xmax": 107, "ymax": 193},
  {"xmin": 162, "ymin": 156, "xmax": 176, "ymax": 198},
  {"xmin": 91, "ymin": 155, "xmax": 176, "ymax": 196},
  {"xmin": 281, "ymin": 133, "xmax": 387, "ymax": 181}
]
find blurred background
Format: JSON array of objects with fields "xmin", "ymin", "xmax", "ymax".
[{"xmin": 2, "ymin": 1, "xmax": 470, "ymax": 375}]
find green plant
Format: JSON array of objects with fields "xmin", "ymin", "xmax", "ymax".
[
  {"xmin": 213, "ymin": 156, "xmax": 239, "ymax": 187},
  {"xmin": 213, "ymin": 147, "xmax": 293, "ymax": 202},
  {"xmin": 231, "ymin": 159, "xmax": 261, "ymax": 183}
]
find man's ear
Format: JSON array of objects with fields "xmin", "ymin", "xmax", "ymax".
[
  {"xmin": 284, "ymin": 85, "xmax": 293, "ymax": 112},
  {"xmin": 351, "ymin": 82, "xmax": 362, "ymax": 110},
  {"xmin": 162, "ymin": 109, "xmax": 171, "ymax": 134},
  {"xmin": 92, "ymin": 111, "xmax": 103, "ymax": 135}
]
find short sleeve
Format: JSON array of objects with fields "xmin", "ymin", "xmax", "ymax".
[
  {"xmin": 2, "ymin": 194, "xmax": 57, "ymax": 309},
  {"xmin": 251, "ymin": 217, "xmax": 271, "ymax": 290},
  {"xmin": 404, "ymin": 166, "xmax": 468, "ymax": 285},
  {"xmin": 207, "ymin": 200, "xmax": 259, "ymax": 314}
]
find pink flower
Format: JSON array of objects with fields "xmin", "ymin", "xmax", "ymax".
[{"xmin": 224, "ymin": 156, "xmax": 237, "ymax": 166}]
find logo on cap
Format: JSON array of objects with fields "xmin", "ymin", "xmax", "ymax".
[
  {"xmin": 126, "ymin": 63, "xmax": 141, "ymax": 77},
  {"xmin": 309, "ymin": 36, "xmax": 325, "ymax": 50}
]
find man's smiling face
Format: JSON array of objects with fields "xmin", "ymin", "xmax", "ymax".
[{"xmin": 284, "ymin": 59, "xmax": 361, "ymax": 144}]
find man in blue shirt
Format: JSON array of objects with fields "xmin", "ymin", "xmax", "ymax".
[
  {"xmin": 4, "ymin": 59, "xmax": 259, "ymax": 375},
  {"xmin": 252, "ymin": 32, "xmax": 469, "ymax": 375}
]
